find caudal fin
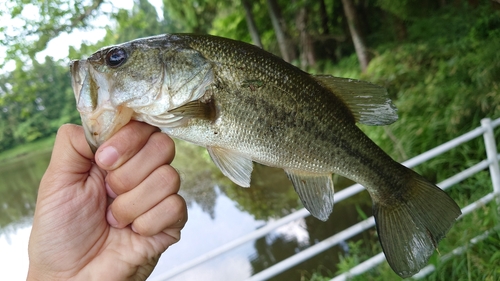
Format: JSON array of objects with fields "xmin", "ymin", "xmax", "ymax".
[{"xmin": 373, "ymin": 171, "xmax": 461, "ymax": 278}]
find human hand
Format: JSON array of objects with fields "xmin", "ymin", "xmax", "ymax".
[{"xmin": 27, "ymin": 122, "xmax": 187, "ymax": 281}]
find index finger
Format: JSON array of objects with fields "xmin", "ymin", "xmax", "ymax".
[{"xmin": 95, "ymin": 121, "xmax": 160, "ymax": 170}]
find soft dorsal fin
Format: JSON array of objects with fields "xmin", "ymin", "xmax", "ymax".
[
  {"xmin": 314, "ymin": 75, "xmax": 398, "ymax": 126},
  {"xmin": 284, "ymin": 169, "xmax": 335, "ymax": 221},
  {"xmin": 207, "ymin": 146, "xmax": 253, "ymax": 187}
]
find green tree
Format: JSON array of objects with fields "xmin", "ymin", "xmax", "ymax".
[
  {"xmin": 0, "ymin": 57, "xmax": 78, "ymax": 151},
  {"xmin": 266, "ymin": 0, "xmax": 297, "ymax": 62},
  {"xmin": 1, "ymin": 0, "xmax": 105, "ymax": 67},
  {"xmin": 242, "ymin": 0, "xmax": 264, "ymax": 48},
  {"xmin": 162, "ymin": 0, "xmax": 222, "ymax": 33},
  {"xmin": 111, "ymin": 0, "xmax": 167, "ymax": 42}
]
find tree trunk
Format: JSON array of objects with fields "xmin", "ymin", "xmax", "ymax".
[
  {"xmin": 319, "ymin": 0, "xmax": 329, "ymax": 34},
  {"xmin": 341, "ymin": 0, "xmax": 370, "ymax": 72},
  {"xmin": 467, "ymin": 0, "xmax": 479, "ymax": 8},
  {"xmin": 242, "ymin": 0, "xmax": 263, "ymax": 48},
  {"xmin": 393, "ymin": 16, "xmax": 407, "ymax": 41},
  {"xmin": 296, "ymin": 7, "xmax": 316, "ymax": 69},
  {"xmin": 266, "ymin": 0, "xmax": 296, "ymax": 62}
]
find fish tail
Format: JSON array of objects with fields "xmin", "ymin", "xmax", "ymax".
[{"xmin": 372, "ymin": 169, "xmax": 461, "ymax": 278}]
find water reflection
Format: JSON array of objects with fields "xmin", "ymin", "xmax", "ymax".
[
  {"xmin": 0, "ymin": 139, "xmax": 374, "ymax": 280},
  {"xmin": 222, "ymin": 164, "xmax": 302, "ymax": 220},
  {"xmin": 0, "ymin": 150, "xmax": 51, "ymax": 233},
  {"xmin": 172, "ymin": 139, "xmax": 303, "ymax": 220},
  {"xmin": 250, "ymin": 192, "xmax": 374, "ymax": 281}
]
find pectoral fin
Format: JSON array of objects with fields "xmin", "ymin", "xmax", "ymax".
[
  {"xmin": 285, "ymin": 170, "xmax": 335, "ymax": 221},
  {"xmin": 207, "ymin": 146, "xmax": 253, "ymax": 187},
  {"xmin": 170, "ymin": 99, "xmax": 216, "ymax": 121},
  {"xmin": 140, "ymin": 99, "xmax": 216, "ymax": 129}
]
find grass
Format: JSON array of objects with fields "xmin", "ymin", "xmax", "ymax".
[
  {"xmin": 311, "ymin": 171, "xmax": 500, "ymax": 281},
  {"xmin": 0, "ymin": 135, "xmax": 55, "ymax": 164}
]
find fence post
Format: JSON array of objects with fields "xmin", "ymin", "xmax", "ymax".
[{"xmin": 481, "ymin": 118, "xmax": 500, "ymax": 208}]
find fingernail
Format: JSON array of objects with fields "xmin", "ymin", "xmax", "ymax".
[
  {"xmin": 105, "ymin": 183, "xmax": 117, "ymax": 198},
  {"xmin": 98, "ymin": 146, "xmax": 119, "ymax": 167},
  {"xmin": 131, "ymin": 224, "xmax": 139, "ymax": 234},
  {"xmin": 106, "ymin": 208, "xmax": 119, "ymax": 227}
]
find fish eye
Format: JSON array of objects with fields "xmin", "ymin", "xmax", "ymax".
[{"xmin": 105, "ymin": 48, "xmax": 127, "ymax": 68}]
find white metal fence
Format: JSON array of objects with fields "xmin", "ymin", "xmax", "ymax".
[{"xmin": 153, "ymin": 117, "xmax": 500, "ymax": 281}]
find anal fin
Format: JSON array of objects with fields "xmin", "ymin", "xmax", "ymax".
[
  {"xmin": 285, "ymin": 170, "xmax": 335, "ymax": 221},
  {"xmin": 207, "ymin": 146, "xmax": 253, "ymax": 187}
]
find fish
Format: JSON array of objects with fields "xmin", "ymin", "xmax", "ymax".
[{"xmin": 70, "ymin": 34, "xmax": 461, "ymax": 278}]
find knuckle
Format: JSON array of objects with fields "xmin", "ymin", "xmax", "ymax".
[
  {"xmin": 149, "ymin": 133, "xmax": 175, "ymax": 162},
  {"xmin": 168, "ymin": 195, "xmax": 188, "ymax": 226},
  {"xmin": 119, "ymin": 121, "xmax": 144, "ymax": 141},
  {"xmin": 131, "ymin": 220, "xmax": 151, "ymax": 236},
  {"xmin": 57, "ymin": 124, "xmax": 78, "ymax": 135},
  {"xmin": 105, "ymin": 122, "xmax": 156, "ymax": 162},
  {"xmin": 106, "ymin": 172, "xmax": 132, "ymax": 194},
  {"xmin": 111, "ymin": 198, "xmax": 134, "ymax": 225},
  {"xmin": 156, "ymin": 165, "xmax": 180, "ymax": 193}
]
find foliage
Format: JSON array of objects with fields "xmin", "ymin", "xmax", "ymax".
[
  {"xmin": 332, "ymin": 192, "xmax": 500, "ymax": 280},
  {"xmin": 0, "ymin": 56, "xmax": 80, "ymax": 151},
  {"xmin": 0, "ymin": 135, "xmax": 54, "ymax": 162},
  {"xmin": 162, "ymin": 0, "xmax": 225, "ymax": 33},
  {"xmin": 0, "ymin": 0, "xmax": 499, "ymax": 278},
  {"xmin": 360, "ymin": 4, "xmax": 500, "ymax": 182},
  {"xmin": 2, "ymin": 0, "xmax": 170, "ymax": 152},
  {"xmin": 0, "ymin": 0, "xmax": 106, "ymax": 65}
]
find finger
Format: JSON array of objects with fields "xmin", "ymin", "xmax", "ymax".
[
  {"xmin": 107, "ymin": 165, "xmax": 180, "ymax": 228},
  {"xmin": 41, "ymin": 124, "xmax": 99, "ymax": 192},
  {"xmin": 105, "ymin": 131, "xmax": 175, "ymax": 195},
  {"xmin": 131, "ymin": 194, "xmax": 187, "ymax": 238},
  {"xmin": 95, "ymin": 121, "xmax": 159, "ymax": 170}
]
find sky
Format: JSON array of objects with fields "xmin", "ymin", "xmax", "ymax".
[{"xmin": 1, "ymin": 0, "xmax": 163, "ymax": 71}]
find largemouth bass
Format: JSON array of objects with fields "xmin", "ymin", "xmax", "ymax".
[{"xmin": 70, "ymin": 34, "xmax": 461, "ymax": 278}]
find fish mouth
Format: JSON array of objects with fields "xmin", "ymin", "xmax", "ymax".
[
  {"xmin": 70, "ymin": 60, "xmax": 134, "ymax": 153},
  {"xmin": 79, "ymin": 105, "xmax": 134, "ymax": 154}
]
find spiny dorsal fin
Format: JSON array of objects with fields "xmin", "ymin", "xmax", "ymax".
[
  {"xmin": 314, "ymin": 75, "xmax": 398, "ymax": 126},
  {"xmin": 207, "ymin": 146, "xmax": 253, "ymax": 187},
  {"xmin": 284, "ymin": 169, "xmax": 335, "ymax": 221}
]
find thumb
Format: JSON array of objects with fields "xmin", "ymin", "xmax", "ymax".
[{"xmin": 41, "ymin": 124, "xmax": 102, "ymax": 194}]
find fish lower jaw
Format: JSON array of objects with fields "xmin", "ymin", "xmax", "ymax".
[{"xmin": 81, "ymin": 105, "xmax": 134, "ymax": 152}]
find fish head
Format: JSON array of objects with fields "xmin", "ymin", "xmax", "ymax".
[
  {"xmin": 70, "ymin": 42, "xmax": 163, "ymax": 152},
  {"xmin": 70, "ymin": 35, "xmax": 214, "ymax": 152}
]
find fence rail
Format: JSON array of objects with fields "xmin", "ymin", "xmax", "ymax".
[{"xmin": 152, "ymin": 118, "xmax": 500, "ymax": 281}]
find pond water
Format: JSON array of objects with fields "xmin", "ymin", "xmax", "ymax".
[{"xmin": 0, "ymin": 139, "xmax": 374, "ymax": 280}]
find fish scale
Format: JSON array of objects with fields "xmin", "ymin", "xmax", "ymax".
[{"xmin": 70, "ymin": 33, "xmax": 461, "ymax": 278}]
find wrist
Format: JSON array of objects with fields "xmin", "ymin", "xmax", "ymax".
[
  {"xmin": 26, "ymin": 267, "xmax": 59, "ymax": 281},
  {"xmin": 26, "ymin": 266, "xmax": 83, "ymax": 281}
]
